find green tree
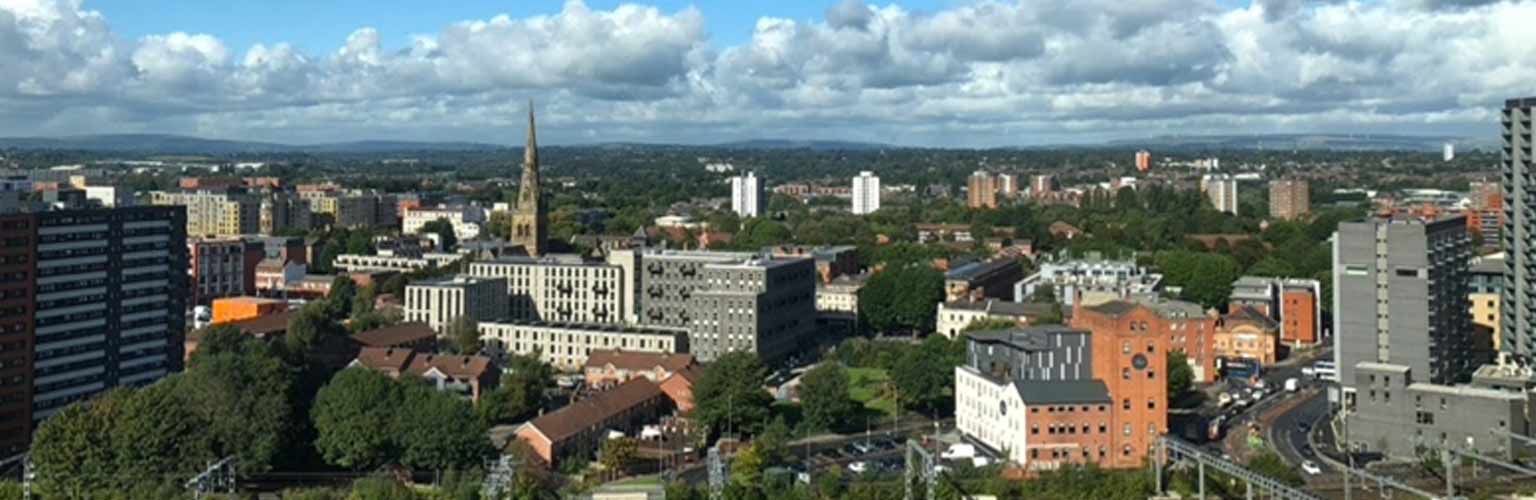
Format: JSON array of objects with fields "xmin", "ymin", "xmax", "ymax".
[
  {"xmin": 30, "ymin": 391, "xmax": 129, "ymax": 497},
  {"xmin": 395, "ymin": 382, "xmax": 493, "ymax": 471},
  {"xmin": 890, "ymin": 340, "xmax": 951, "ymax": 412},
  {"xmin": 327, "ymin": 275, "xmax": 358, "ymax": 319},
  {"xmin": 798, "ymin": 363, "xmax": 858, "ymax": 432},
  {"xmin": 420, "ymin": 218, "xmax": 459, "ymax": 251},
  {"xmin": 312, "ymin": 369, "xmax": 403, "ymax": 470},
  {"xmin": 284, "ymin": 301, "xmax": 341, "ymax": 361},
  {"xmin": 858, "ymin": 264, "xmax": 944, "ymax": 334},
  {"xmin": 478, "ymin": 352, "xmax": 555, "ymax": 425},
  {"xmin": 599, "ymin": 437, "xmax": 640, "ymax": 477},
  {"xmin": 1167, "ymin": 350, "xmax": 1194, "ymax": 399},
  {"xmin": 352, "ymin": 283, "xmax": 377, "ymax": 318},
  {"xmin": 178, "ymin": 347, "xmax": 298, "ymax": 472},
  {"xmin": 1247, "ymin": 451, "xmax": 1305, "ymax": 486},
  {"xmin": 1155, "ymin": 250, "xmax": 1240, "ymax": 309},
  {"xmin": 445, "ymin": 316, "xmax": 482, "ymax": 355},
  {"xmin": 694, "ymin": 352, "xmax": 775, "ymax": 438}
]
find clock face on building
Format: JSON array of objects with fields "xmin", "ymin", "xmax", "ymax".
[{"xmin": 1132, "ymin": 353, "xmax": 1149, "ymax": 370}]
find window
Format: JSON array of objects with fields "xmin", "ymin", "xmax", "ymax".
[
  {"xmin": 1032, "ymin": 424, "xmax": 1039, "ymax": 435},
  {"xmin": 1396, "ymin": 268, "xmax": 1419, "ymax": 278},
  {"xmin": 1123, "ymin": 399, "xmax": 1130, "ymax": 410},
  {"xmin": 1147, "ymin": 344, "xmax": 1155, "ymax": 353},
  {"xmin": 1148, "ymin": 399, "xmax": 1156, "ymax": 410},
  {"xmin": 1123, "ymin": 423, "xmax": 1131, "ymax": 436},
  {"xmin": 1122, "ymin": 341, "xmax": 1131, "ymax": 354},
  {"xmin": 1122, "ymin": 368, "xmax": 1131, "ymax": 379},
  {"xmin": 1415, "ymin": 411, "xmax": 1435, "ymax": 425}
]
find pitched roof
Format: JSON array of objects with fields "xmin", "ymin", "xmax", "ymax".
[
  {"xmin": 1223, "ymin": 306, "xmax": 1278, "ymax": 330},
  {"xmin": 409, "ymin": 352, "xmax": 496, "ymax": 380},
  {"xmin": 1083, "ymin": 300, "xmax": 1139, "ymax": 317},
  {"xmin": 525, "ymin": 377, "xmax": 664, "ymax": 443},
  {"xmin": 585, "ymin": 350, "xmax": 695, "ymax": 373},
  {"xmin": 353, "ymin": 346, "xmax": 416, "ymax": 372},
  {"xmin": 224, "ymin": 309, "xmax": 296, "ymax": 337},
  {"xmin": 1016, "ymin": 379, "xmax": 1112, "ymax": 405},
  {"xmin": 351, "ymin": 322, "xmax": 436, "ymax": 347}
]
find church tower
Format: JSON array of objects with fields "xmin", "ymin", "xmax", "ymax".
[{"xmin": 511, "ymin": 101, "xmax": 547, "ymax": 256}]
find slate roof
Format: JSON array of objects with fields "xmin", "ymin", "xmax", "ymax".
[
  {"xmin": 1016, "ymin": 379, "xmax": 1112, "ymax": 405},
  {"xmin": 351, "ymin": 322, "xmax": 436, "ymax": 348},
  {"xmin": 523, "ymin": 377, "xmax": 664, "ymax": 443}
]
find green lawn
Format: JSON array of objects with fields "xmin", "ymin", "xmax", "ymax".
[{"xmin": 846, "ymin": 367, "xmax": 897, "ymax": 416}]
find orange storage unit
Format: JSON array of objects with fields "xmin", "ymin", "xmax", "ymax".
[{"xmin": 212, "ymin": 297, "xmax": 285, "ymax": 325}]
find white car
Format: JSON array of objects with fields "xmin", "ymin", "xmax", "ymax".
[
  {"xmin": 847, "ymin": 461, "xmax": 869, "ymax": 473},
  {"xmin": 1301, "ymin": 460, "xmax": 1322, "ymax": 475}
]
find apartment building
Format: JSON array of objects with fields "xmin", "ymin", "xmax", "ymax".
[
  {"xmin": 188, "ymin": 237, "xmax": 259, "ymax": 306},
  {"xmin": 852, "ymin": 171, "xmax": 880, "ymax": 215},
  {"xmin": 634, "ymin": 250, "xmax": 816, "ymax": 363},
  {"xmin": 32, "ymin": 207, "xmax": 189, "ymax": 422},
  {"xmin": 1268, "ymin": 179, "xmax": 1310, "ymax": 221},
  {"xmin": 968, "ymin": 171, "xmax": 999, "ymax": 209},
  {"xmin": 1202, "ymin": 174, "xmax": 1238, "ymax": 215},
  {"xmin": 404, "ymin": 276, "xmax": 509, "ymax": 333},
  {"xmin": 1470, "ymin": 254, "xmax": 1504, "ymax": 352},
  {"xmin": 935, "ymin": 299, "xmax": 1057, "ymax": 339},
  {"xmin": 334, "ymin": 252, "xmax": 460, "ymax": 273},
  {"xmin": 403, "ymin": 205, "xmax": 486, "ymax": 241},
  {"xmin": 1014, "ymin": 259, "xmax": 1163, "ymax": 307},
  {"xmin": 0, "ymin": 213, "xmax": 34, "ymax": 454},
  {"xmin": 468, "ymin": 255, "xmax": 629, "ymax": 325},
  {"xmin": 149, "ymin": 190, "xmax": 260, "ymax": 237},
  {"xmin": 730, "ymin": 172, "xmax": 765, "ymax": 218},
  {"xmin": 259, "ymin": 191, "xmax": 312, "ymax": 235},
  {"xmin": 306, "ymin": 191, "xmax": 396, "ymax": 229},
  {"xmin": 478, "ymin": 320, "xmax": 688, "ymax": 371}
]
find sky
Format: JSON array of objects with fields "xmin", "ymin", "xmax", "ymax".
[{"xmin": 0, "ymin": 0, "xmax": 1532, "ymax": 147}]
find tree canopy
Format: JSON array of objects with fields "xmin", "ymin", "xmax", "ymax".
[
  {"xmin": 693, "ymin": 352, "xmax": 775, "ymax": 439},
  {"xmin": 859, "ymin": 264, "xmax": 944, "ymax": 334}
]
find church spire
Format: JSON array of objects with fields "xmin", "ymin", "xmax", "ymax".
[
  {"xmin": 524, "ymin": 99, "xmax": 538, "ymax": 168},
  {"xmin": 512, "ymin": 100, "xmax": 547, "ymax": 257}
]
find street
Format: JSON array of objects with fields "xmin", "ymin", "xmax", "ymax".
[{"xmin": 1268, "ymin": 390, "xmax": 1331, "ymax": 474}]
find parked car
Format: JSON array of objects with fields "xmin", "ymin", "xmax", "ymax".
[
  {"xmin": 847, "ymin": 461, "xmax": 869, "ymax": 473},
  {"xmin": 941, "ymin": 443, "xmax": 977, "ymax": 460}
]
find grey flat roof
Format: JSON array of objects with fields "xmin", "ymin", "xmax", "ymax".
[
  {"xmin": 1409, "ymin": 382, "xmax": 1527, "ymax": 401},
  {"xmin": 1016, "ymin": 380, "xmax": 1112, "ymax": 405},
  {"xmin": 947, "ymin": 259, "xmax": 1017, "ymax": 280}
]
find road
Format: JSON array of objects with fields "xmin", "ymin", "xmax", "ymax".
[{"xmin": 1269, "ymin": 389, "xmax": 1331, "ymax": 474}]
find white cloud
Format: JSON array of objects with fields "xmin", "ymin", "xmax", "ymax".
[{"xmin": 0, "ymin": 0, "xmax": 1532, "ymax": 146}]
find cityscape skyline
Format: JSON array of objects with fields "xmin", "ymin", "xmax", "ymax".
[{"xmin": 1, "ymin": 0, "xmax": 1532, "ymax": 147}]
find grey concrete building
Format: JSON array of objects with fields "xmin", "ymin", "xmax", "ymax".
[
  {"xmin": 634, "ymin": 250, "xmax": 816, "ymax": 363},
  {"xmin": 1333, "ymin": 214, "xmax": 1525, "ymax": 459},
  {"xmin": 1333, "ymin": 215, "xmax": 1482, "ymax": 387},
  {"xmin": 477, "ymin": 320, "xmax": 687, "ymax": 371},
  {"xmin": 404, "ymin": 276, "xmax": 510, "ymax": 334},
  {"xmin": 1503, "ymin": 97, "xmax": 1536, "ymax": 358}
]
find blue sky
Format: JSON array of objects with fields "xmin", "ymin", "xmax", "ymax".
[
  {"xmin": 90, "ymin": 0, "xmax": 950, "ymax": 55},
  {"xmin": 0, "ymin": 0, "xmax": 1529, "ymax": 146}
]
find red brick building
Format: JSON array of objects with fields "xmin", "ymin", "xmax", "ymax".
[
  {"xmin": 1072, "ymin": 299, "xmax": 1219, "ymax": 383},
  {"xmin": 1075, "ymin": 303, "xmax": 1171, "ymax": 467},
  {"xmin": 0, "ymin": 214, "xmax": 34, "ymax": 454},
  {"xmin": 1279, "ymin": 281, "xmax": 1320, "ymax": 345}
]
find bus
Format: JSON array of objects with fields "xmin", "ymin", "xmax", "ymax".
[{"xmin": 1303, "ymin": 361, "xmax": 1338, "ymax": 382}]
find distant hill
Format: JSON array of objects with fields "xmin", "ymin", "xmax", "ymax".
[
  {"xmin": 712, "ymin": 139, "xmax": 897, "ymax": 151},
  {"xmin": 1102, "ymin": 134, "xmax": 1486, "ymax": 152},
  {"xmin": 0, "ymin": 134, "xmax": 504, "ymax": 155}
]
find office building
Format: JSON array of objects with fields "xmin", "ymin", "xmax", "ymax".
[
  {"xmin": 511, "ymin": 105, "xmax": 548, "ymax": 256},
  {"xmin": 467, "ymin": 254, "xmax": 629, "ymax": 325},
  {"xmin": 1134, "ymin": 150, "xmax": 1151, "ymax": 172},
  {"xmin": 149, "ymin": 190, "xmax": 260, "ymax": 237},
  {"xmin": 404, "ymin": 205, "xmax": 486, "ymax": 242},
  {"xmin": 1335, "ymin": 214, "xmax": 1483, "ymax": 389},
  {"xmin": 967, "ymin": 171, "xmax": 999, "ymax": 209},
  {"xmin": 634, "ymin": 250, "xmax": 816, "ymax": 363},
  {"xmin": 731, "ymin": 171, "xmax": 765, "ymax": 218},
  {"xmin": 258, "ymin": 191, "xmax": 312, "ymax": 235},
  {"xmin": 955, "ymin": 322, "xmax": 1165, "ymax": 470},
  {"xmin": 404, "ymin": 276, "xmax": 510, "ymax": 333},
  {"xmin": 1268, "ymin": 179, "xmax": 1310, "ymax": 221},
  {"xmin": 478, "ymin": 320, "xmax": 688, "ymax": 371},
  {"xmin": 852, "ymin": 171, "xmax": 880, "ymax": 215},
  {"xmin": 1202, "ymin": 174, "xmax": 1238, "ymax": 215},
  {"xmin": 1504, "ymin": 97, "xmax": 1536, "ymax": 357}
]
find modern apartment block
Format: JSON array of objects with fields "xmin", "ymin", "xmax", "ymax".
[
  {"xmin": 967, "ymin": 171, "xmax": 999, "ymax": 209},
  {"xmin": 730, "ymin": 172, "xmax": 765, "ymax": 218},
  {"xmin": 634, "ymin": 250, "xmax": 816, "ymax": 363},
  {"xmin": 1470, "ymin": 254, "xmax": 1504, "ymax": 352},
  {"xmin": 0, "ymin": 213, "xmax": 35, "ymax": 455},
  {"xmin": 188, "ymin": 237, "xmax": 259, "ymax": 306},
  {"xmin": 851, "ymin": 171, "xmax": 880, "ymax": 215},
  {"xmin": 404, "ymin": 205, "xmax": 486, "ymax": 241},
  {"xmin": 1135, "ymin": 150, "xmax": 1151, "ymax": 172},
  {"xmin": 404, "ymin": 276, "xmax": 510, "ymax": 333},
  {"xmin": 955, "ymin": 322, "xmax": 1166, "ymax": 471},
  {"xmin": 304, "ymin": 191, "xmax": 396, "ymax": 229},
  {"xmin": 1466, "ymin": 180, "xmax": 1502, "ymax": 250},
  {"xmin": 477, "ymin": 320, "xmax": 688, "ymax": 371},
  {"xmin": 30, "ymin": 207, "xmax": 190, "ymax": 428},
  {"xmin": 1334, "ymin": 215, "xmax": 1484, "ymax": 388},
  {"xmin": 149, "ymin": 190, "xmax": 260, "ymax": 237},
  {"xmin": 1268, "ymin": 179, "xmax": 1310, "ymax": 221},
  {"xmin": 1504, "ymin": 97, "xmax": 1536, "ymax": 358},
  {"xmin": 1014, "ymin": 258, "xmax": 1163, "ymax": 307},
  {"xmin": 1201, "ymin": 174, "xmax": 1238, "ymax": 215},
  {"xmin": 467, "ymin": 254, "xmax": 629, "ymax": 325},
  {"xmin": 258, "ymin": 191, "xmax": 312, "ymax": 235}
]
